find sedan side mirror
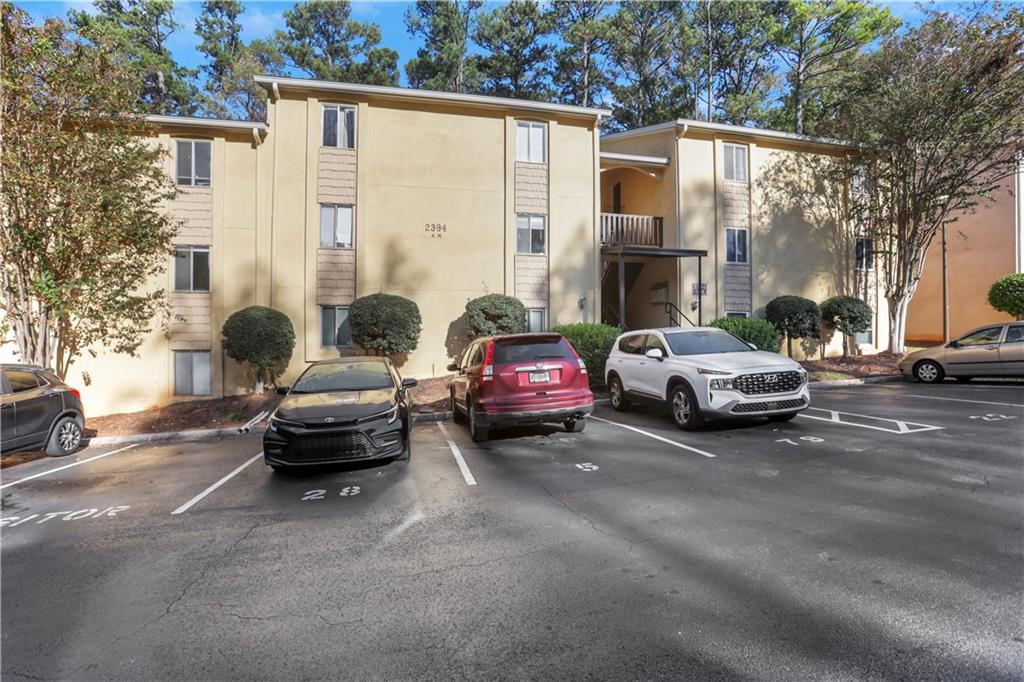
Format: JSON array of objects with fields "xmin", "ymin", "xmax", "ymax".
[
  {"xmin": 276, "ymin": 385, "xmax": 289, "ymax": 395},
  {"xmin": 402, "ymin": 377, "xmax": 418, "ymax": 389},
  {"xmin": 446, "ymin": 363, "xmax": 459, "ymax": 372},
  {"xmin": 948, "ymin": 340, "xmax": 960, "ymax": 348},
  {"xmin": 645, "ymin": 347, "xmax": 664, "ymax": 361}
]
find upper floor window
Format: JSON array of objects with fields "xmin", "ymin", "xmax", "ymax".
[
  {"xmin": 323, "ymin": 104, "xmax": 356, "ymax": 149},
  {"xmin": 320, "ymin": 204, "xmax": 354, "ymax": 249},
  {"xmin": 516, "ymin": 121, "xmax": 546, "ymax": 163},
  {"xmin": 855, "ymin": 236, "xmax": 874, "ymax": 272},
  {"xmin": 517, "ymin": 214, "xmax": 546, "ymax": 254},
  {"xmin": 726, "ymin": 227, "xmax": 748, "ymax": 264},
  {"xmin": 176, "ymin": 140, "xmax": 211, "ymax": 186},
  {"xmin": 174, "ymin": 245, "xmax": 210, "ymax": 291},
  {"xmin": 852, "ymin": 165, "xmax": 870, "ymax": 196},
  {"xmin": 723, "ymin": 143, "xmax": 747, "ymax": 182}
]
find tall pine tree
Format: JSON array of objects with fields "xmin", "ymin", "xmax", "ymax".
[
  {"xmin": 551, "ymin": 0, "xmax": 611, "ymax": 108},
  {"xmin": 472, "ymin": 0, "xmax": 553, "ymax": 100},
  {"xmin": 405, "ymin": 0, "xmax": 482, "ymax": 93}
]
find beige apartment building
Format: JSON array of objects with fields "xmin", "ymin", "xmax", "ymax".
[{"xmin": 5, "ymin": 77, "xmax": 891, "ymax": 416}]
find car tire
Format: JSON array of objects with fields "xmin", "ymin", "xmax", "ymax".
[
  {"xmin": 768, "ymin": 412, "xmax": 799, "ymax": 423},
  {"xmin": 669, "ymin": 383, "xmax": 705, "ymax": 431},
  {"xmin": 469, "ymin": 403, "xmax": 489, "ymax": 443},
  {"xmin": 608, "ymin": 375, "xmax": 630, "ymax": 411},
  {"xmin": 564, "ymin": 418, "xmax": 586, "ymax": 433},
  {"xmin": 914, "ymin": 360, "xmax": 945, "ymax": 384},
  {"xmin": 398, "ymin": 432, "xmax": 412, "ymax": 461},
  {"xmin": 45, "ymin": 417, "xmax": 82, "ymax": 457},
  {"xmin": 451, "ymin": 390, "xmax": 467, "ymax": 424}
]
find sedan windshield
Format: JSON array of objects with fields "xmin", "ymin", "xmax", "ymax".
[
  {"xmin": 664, "ymin": 330, "xmax": 753, "ymax": 356},
  {"xmin": 291, "ymin": 361, "xmax": 394, "ymax": 393}
]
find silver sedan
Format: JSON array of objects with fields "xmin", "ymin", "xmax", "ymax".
[{"xmin": 899, "ymin": 322, "xmax": 1024, "ymax": 383}]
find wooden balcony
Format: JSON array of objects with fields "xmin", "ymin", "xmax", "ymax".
[{"xmin": 600, "ymin": 213, "xmax": 664, "ymax": 248}]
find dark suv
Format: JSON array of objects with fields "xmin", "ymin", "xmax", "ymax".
[{"xmin": 1, "ymin": 364, "xmax": 86, "ymax": 457}]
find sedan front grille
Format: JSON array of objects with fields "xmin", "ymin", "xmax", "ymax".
[
  {"xmin": 731, "ymin": 397, "xmax": 807, "ymax": 414},
  {"xmin": 733, "ymin": 371, "xmax": 803, "ymax": 395},
  {"xmin": 289, "ymin": 431, "xmax": 374, "ymax": 462}
]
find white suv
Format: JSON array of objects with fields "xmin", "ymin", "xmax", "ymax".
[{"xmin": 604, "ymin": 327, "xmax": 810, "ymax": 430}]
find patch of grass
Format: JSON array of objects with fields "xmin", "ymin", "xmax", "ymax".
[
  {"xmin": 808, "ymin": 370, "xmax": 855, "ymax": 382},
  {"xmin": 227, "ymin": 409, "xmax": 247, "ymax": 422}
]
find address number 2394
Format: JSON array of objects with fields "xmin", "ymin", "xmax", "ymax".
[{"xmin": 425, "ymin": 223, "xmax": 447, "ymax": 239}]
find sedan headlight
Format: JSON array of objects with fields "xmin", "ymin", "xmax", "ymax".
[
  {"xmin": 268, "ymin": 414, "xmax": 303, "ymax": 432},
  {"xmin": 386, "ymin": 404, "xmax": 399, "ymax": 425}
]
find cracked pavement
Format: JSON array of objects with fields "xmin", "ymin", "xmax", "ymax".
[{"xmin": 2, "ymin": 381, "xmax": 1023, "ymax": 679}]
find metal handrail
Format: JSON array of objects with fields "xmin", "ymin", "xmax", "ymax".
[{"xmin": 664, "ymin": 301, "xmax": 695, "ymax": 327}]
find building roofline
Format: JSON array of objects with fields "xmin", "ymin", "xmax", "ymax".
[
  {"xmin": 254, "ymin": 75, "xmax": 611, "ymax": 120},
  {"xmin": 145, "ymin": 115, "xmax": 268, "ymax": 133},
  {"xmin": 599, "ymin": 151, "xmax": 670, "ymax": 167},
  {"xmin": 601, "ymin": 119, "xmax": 857, "ymax": 150}
]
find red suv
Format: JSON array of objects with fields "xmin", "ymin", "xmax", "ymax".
[{"xmin": 448, "ymin": 333, "xmax": 594, "ymax": 442}]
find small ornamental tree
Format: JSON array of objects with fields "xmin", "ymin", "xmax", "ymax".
[
  {"xmin": 349, "ymin": 293, "xmax": 422, "ymax": 357},
  {"xmin": 766, "ymin": 295, "xmax": 821, "ymax": 357},
  {"xmin": 820, "ymin": 296, "xmax": 873, "ymax": 357},
  {"xmin": 551, "ymin": 323, "xmax": 619, "ymax": 389},
  {"xmin": 222, "ymin": 306, "xmax": 295, "ymax": 392},
  {"xmin": 465, "ymin": 294, "xmax": 526, "ymax": 337},
  {"xmin": 988, "ymin": 273, "xmax": 1024, "ymax": 320},
  {"xmin": 708, "ymin": 318, "xmax": 782, "ymax": 353}
]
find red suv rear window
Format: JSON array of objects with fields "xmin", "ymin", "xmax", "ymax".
[{"xmin": 493, "ymin": 337, "xmax": 574, "ymax": 364}]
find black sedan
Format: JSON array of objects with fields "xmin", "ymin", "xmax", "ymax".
[{"xmin": 263, "ymin": 357, "xmax": 416, "ymax": 471}]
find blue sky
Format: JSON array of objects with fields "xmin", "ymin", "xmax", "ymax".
[{"xmin": 17, "ymin": 1, "xmax": 938, "ymax": 88}]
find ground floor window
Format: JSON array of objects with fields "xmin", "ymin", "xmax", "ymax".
[
  {"xmin": 526, "ymin": 308, "xmax": 546, "ymax": 333},
  {"xmin": 725, "ymin": 311, "xmax": 748, "ymax": 318},
  {"xmin": 855, "ymin": 318, "xmax": 873, "ymax": 346},
  {"xmin": 320, "ymin": 305, "xmax": 351, "ymax": 347},
  {"xmin": 174, "ymin": 351, "xmax": 211, "ymax": 396}
]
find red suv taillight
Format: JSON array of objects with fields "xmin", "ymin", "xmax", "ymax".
[
  {"xmin": 481, "ymin": 340, "xmax": 495, "ymax": 383},
  {"xmin": 69, "ymin": 387, "xmax": 81, "ymax": 400}
]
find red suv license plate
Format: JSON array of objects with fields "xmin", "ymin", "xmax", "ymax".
[{"xmin": 529, "ymin": 371, "xmax": 550, "ymax": 383}]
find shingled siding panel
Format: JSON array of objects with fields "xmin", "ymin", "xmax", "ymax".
[
  {"xmin": 724, "ymin": 264, "xmax": 752, "ymax": 312},
  {"xmin": 722, "ymin": 182, "xmax": 749, "ymax": 228},
  {"xmin": 317, "ymin": 248, "xmax": 356, "ymax": 306},
  {"xmin": 319, "ymin": 147, "xmax": 357, "ymax": 205},
  {"xmin": 171, "ymin": 187, "xmax": 213, "ymax": 245},
  {"xmin": 515, "ymin": 162, "xmax": 548, "ymax": 214},
  {"xmin": 514, "ymin": 254, "xmax": 548, "ymax": 308},
  {"xmin": 168, "ymin": 292, "xmax": 212, "ymax": 350}
]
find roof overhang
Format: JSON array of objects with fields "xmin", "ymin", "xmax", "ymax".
[
  {"xmin": 601, "ymin": 245, "xmax": 708, "ymax": 259},
  {"xmin": 145, "ymin": 115, "xmax": 268, "ymax": 144},
  {"xmin": 603, "ymin": 119, "xmax": 857, "ymax": 151},
  {"xmin": 255, "ymin": 75, "xmax": 611, "ymax": 122}
]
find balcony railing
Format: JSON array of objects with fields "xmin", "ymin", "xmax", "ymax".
[{"xmin": 600, "ymin": 213, "xmax": 664, "ymax": 248}]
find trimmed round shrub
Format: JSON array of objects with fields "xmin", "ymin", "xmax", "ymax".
[
  {"xmin": 988, "ymin": 272, "xmax": 1024, "ymax": 318},
  {"xmin": 708, "ymin": 318, "xmax": 782, "ymax": 353},
  {"xmin": 222, "ymin": 306, "xmax": 296, "ymax": 389},
  {"xmin": 765, "ymin": 295, "xmax": 821, "ymax": 356},
  {"xmin": 551, "ymin": 323, "xmax": 620, "ymax": 389},
  {"xmin": 821, "ymin": 295, "xmax": 873, "ymax": 356},
  {"xmin": 465, "ymin": 294, "xmax": 526, "ymax": 337},
  {"xmin": 349, "ymin": 293, "xmax": 422, "ymax": 357}
]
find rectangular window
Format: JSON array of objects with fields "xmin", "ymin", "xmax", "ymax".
[
  {"xmin": 725, "ymin": 312, "xmax": 748, "ymax": 319},
  {"xmin": 855, "ymin": 237, "xmax": 874, "ymax": 272},
  {"xmin": 175, "ymin": 140, "xmax": 211, "ymax": 186},
  {"xmin": 322, "ymin": 105, "xmax": 356, "ymax": 149},
  {"xmin": 516, "ymin": 214, "xmax": 546, "ymax": 254},
  {"xmin": 174, "ymin": 351, "xmax": 211, "ymax": 396},
  {"xmin": 852, "ymin": 166, "xmax": 870, "ymax": 196},
  {"xmin": 526, "ymin": 308, "xmax": 546, "ymax": 333},
  {"xmin": 726, "ymin": 227, "xmax": 748, "ymax": 264},
  {"xmin": 319, "ymin": 204, "xmax": 354, "ymax": 248},
  {"xmin": 516, "ymin": 121, "xmax": 546, "ymax": 163},
  {"xmin": 174, "ymin": 246, "xmax": 210, "ymax": 291},
  {"xmin": 320, "ymin": 306, "xmax": 352, "ymax": 347},
  {"xmin": 723, "ymin": 143, "xmax": 747, "ymax": 183}
]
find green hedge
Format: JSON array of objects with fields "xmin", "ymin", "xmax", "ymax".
[
  {"xmin": 551, "ymin": 323, "xmax": 620, "ymax": 389},
  {"xmin": 221, "ymin": 306, "xmax": 296, "ymax": 388},
  {"xmin": 465, "ymin": 294, "xmax": 526, "ymax": 337},
  {"xmin": 349, "ymin": 293, "xmax": 422, "ymax": 357},
  {"xmin": 988, "ymin": 272, "xmax": 1024, "ymax": 318},
  {"xmin": 708, "ymin": 317, "xmax": 782, "ymax": 353}
]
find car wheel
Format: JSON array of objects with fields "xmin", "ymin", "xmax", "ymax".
[
  {"xmin": 609, "ymin": 375, "xmax": 629, "ymax": 411},
  {"xmin": 768, "ymin": 412, "xmax": 799, "ymax": 423},
  {"xmin": 45, "ymin": 417, "xmax": 82, "ymax": 457},
  {"xmin": 564, "ymin": 418, "xmax": 586, "ymax": 433},
  {"xmin": 669, "ymin": 384, "xmax": 705, "ymax": 431},
  {"xmin": 914, "ymin": 360, "xmax": 944, "ymax": 384},
  {"xmin": 469, "ymin": 403, "xmax": 489, "ymax": 443},
  {"xmin": 451, "ymin": 389, "xmax": 467, "ymax": 424}
]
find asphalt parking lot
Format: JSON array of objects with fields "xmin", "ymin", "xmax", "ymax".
[{"xmin": 2, "ymin": 380, "xmax": 1022, "ymax": 680}]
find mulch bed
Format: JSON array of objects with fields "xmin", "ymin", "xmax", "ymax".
[{"xmin": 800, "ymin": 352, "xmax": 905, "ymax": 379}]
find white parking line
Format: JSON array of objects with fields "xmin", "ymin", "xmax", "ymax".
[
  {"xmin": 798, "ymin": 408, "xmax": 944, "ymax": 434},
  {"xmin": 171, "ymin": 452, "xmax": 264, "ymax": 515},
  {"xmin": 436, "ymin": 423, "xmax": 477, "ymax": 485},
  {"xmin": 905, "ymin": 394, "xmax": 1024, "ymax": 408},
  {"xmin": 0, "ymin": 444, "xmax": 139, "ymax": 491},
  {"xmin": 589, "ymin": 416, "xmax": 716, "ymax": 458}
]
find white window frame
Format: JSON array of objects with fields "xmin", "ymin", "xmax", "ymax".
[
  {"xmin": 517, "ymin": 214, "xmax": 546, "ymax": 255},
  {"xmin": 516, "ymin": 121, "xmax": 547, "ymax": 163},
  {"xmin": 319, "ymin": 204, "xmax": 354, "ymax": 249},
  {"xmin": 723, "ymin": 143, "xmax": 748, "ymax": 183},
  {"xmin": 174, "ymin": 245, "xmax": 210, "ymax": 292},
  {"xmin": 175, "ymin": 139, "xmax": 211, "ymax": 187},
  {"xmin": 322, "ymin": 104, "xmax": 357, "ymax": 149},
  {"xmin": 320, "ymin": 305, "xmax": 352, "ymax": 347},
  {"xmin": 725, "ymin": 311, "xmax": 748, "ymax": 319},
  {"xmin": 174, "ymin": 350, "xmax": 211, "ymax": 396},
  {"xmin": 526, "ymin": 308, "xmax": 546, "ymax": 333},
  {"xmin": 855, "ymin": 236, "xmax": 874, "ymax": 272},
  {"xmin": 725, "ymin": 227, "xmax": 749, "ymax": 264}
]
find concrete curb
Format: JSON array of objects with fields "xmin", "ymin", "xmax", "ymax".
[
  {"xmin": 86, "ymin": 411, "xmax": 454, "ymax": 448},
  {"xmin": 810, "ymin": 375, "xmax": 907, "ymax": 389}
]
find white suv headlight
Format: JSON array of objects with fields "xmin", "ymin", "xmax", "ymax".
[{"xmin": 708, "ymin": 378, "xmax": 735, "ymax": 389}]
